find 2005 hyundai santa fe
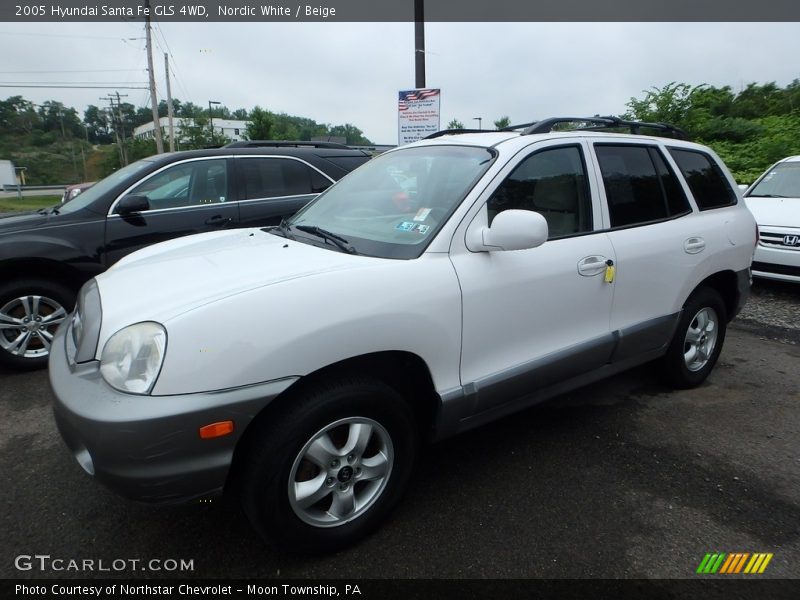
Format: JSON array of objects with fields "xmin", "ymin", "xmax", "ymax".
[{"xmin": 50, "ymin": 117, "xmax": 756, "ymax": 552}]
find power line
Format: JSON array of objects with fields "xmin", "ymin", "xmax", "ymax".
[
  {"xmin": 0, "ymin": 30, "xmax": 144, "ymax": 40},
  {"xmin": 0, "ymin": 81, "xmax": 149, "ymax": 85},
  {"xmin": 0, "ymin": 84, "xmax": 148, "ymax": 89},
  {"xmin": 0, "ymin": 69, "xmax": 144, "ymax": 74},
  {"xmin": 154, "ymin": 23, "xmax": 192, "ymax": 102}
]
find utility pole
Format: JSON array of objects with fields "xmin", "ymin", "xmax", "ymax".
[
  {"xmin": 101, "ymin": 99, "xmax": 124, "ymax": 166},
  {"xmin": 102, "ymin": 93, "xmax": 129, "ymax": 166},
  {"xmin": 145, "ymin": 0, "xmax": 164, "ymax": 153},
  {"xmin": 115, "ymin": 92, "xmax": 130, "ymax": 165},
  {"xmin": 414, "ymin": 0, "xmax": 426, "ymax": 88},
  {"xmin": 164, "ymin": 52, "xmax": 175, "ymax": 152}
]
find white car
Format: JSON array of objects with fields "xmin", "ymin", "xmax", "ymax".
[
  {"xmin": 50, "ymin": 117, "xmax": 756, "ymax": 552},
  {"xmin": 743, "ymin": 155, "xmax": 800, "ymax": 282}
]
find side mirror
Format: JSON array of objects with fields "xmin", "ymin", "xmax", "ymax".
[
  {"xmin": 116, "ymin": 194, "xmax": 150, "ymax": 215},
  {"xmin": 477, "ymin": 209, "xmax": 549, "ymax": 252},
  {"xmin": 737, "ymin": 184, "xmax": 749, "ymax": 191}
]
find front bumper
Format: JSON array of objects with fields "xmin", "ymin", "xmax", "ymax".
[
  {"xmin": 49, "ymin": 321, "xmax": 297, "ymax": 503},
  {"xmin": 753, "ymin": 227, "xmax": 800, "ymax": 283}
]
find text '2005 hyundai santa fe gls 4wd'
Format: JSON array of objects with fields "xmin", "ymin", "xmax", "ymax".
[{"xmin": 50, "ymin": 117, "xmax": 756, "ymax": 552}]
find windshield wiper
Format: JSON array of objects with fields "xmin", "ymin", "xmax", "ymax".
[
  {"xmin": 294, "ymin": 224, "xmax": 357, "ymax": 254},
  {"xmin": 37, "ymin": 206, "xmax": 60, "ymax": 216},
  {"xmin": 748, "ymin": 194, "xmax": 789, "ymax": 198},
  {"xmin": 264, "ymin": 217, "xmax": 295, "ymax": 239}
]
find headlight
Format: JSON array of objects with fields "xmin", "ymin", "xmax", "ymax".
[
  {"xmin": 73, "ymin": 279, "xmax": 102, "ymax": 363},
  {"xmin": 100, "ymin": 322, "xmax": 167, "ymax": 394}
]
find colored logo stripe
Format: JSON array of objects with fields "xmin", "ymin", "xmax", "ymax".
[{"xmin": 697, "ymin": 552, "xmax": 773, "ymax": 574}]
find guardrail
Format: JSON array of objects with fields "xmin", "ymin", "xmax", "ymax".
[{"xmin": 2, "ymin": 184, "xmax": 66, "ymax": 192}]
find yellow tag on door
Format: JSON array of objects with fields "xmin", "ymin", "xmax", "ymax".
[{"xmin": 604, "ymin": 265, "xmax": 616, "ymax": 283}]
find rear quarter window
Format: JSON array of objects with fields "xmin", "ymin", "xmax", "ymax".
[{"xmin": 668, "ymin": 148, "xmax": 737, "ymax": 210}]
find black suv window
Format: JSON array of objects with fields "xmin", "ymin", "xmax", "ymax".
[
  {"xmin": 126, "ymin": 159, "xmax": 228, "ymax": 210},
  {"xmin": 240, "ymin": 158, "xmax": 331, "ymax": 200},
  {"xmin": 487, "ymin": 145, "xmax": 593, "ymax": 238},
  {"xmin": 595, "ymin": 145, "xmax": 690, "ymax": 228},
  {"xmin": 668, "ymin": 148, "xmax": 737, "ymax": 210}
]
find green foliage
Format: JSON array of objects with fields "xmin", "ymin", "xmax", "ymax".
[
  {"xmin": 1, "ymin": 94, "xmax": 374, "ymax": 184},
  {"xmin": 494, "ymin": 116, "xmax": 511, "ymax": 129},
  {"xmin": 625, "ymin": 81, "xmax": 800, "ymax": 184},
  {"xmin": 447, "ymin": 119, "xmax": 464, "ymax": 129}
]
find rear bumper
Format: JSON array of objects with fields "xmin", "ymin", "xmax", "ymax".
[{"xmin": 49, "ymin": 321, "xmax": 296, "ymax": 503}]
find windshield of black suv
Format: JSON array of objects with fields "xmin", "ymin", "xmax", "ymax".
[
  {"xmin": 748, "ymin": 161, "xmax": 800, "ymax": 198},
  {"xmin": 57, "ymin": 159, "xmax": 156, "ymax": 214},
  {"xmin": 285, "ymin": 145, "xmax": 496, "ymax": 259}
]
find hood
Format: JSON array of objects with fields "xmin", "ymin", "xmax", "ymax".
[
  {"xmin": 96, "ymin": 227, "xmax": 377, "ymax": 332},
  {"xmin": 0, "ymin": 210, "xmax": 49, "ymax": 232},
  {"xmin": 744, "ymin": 196, "xmax": 800, "ymax": 228}
]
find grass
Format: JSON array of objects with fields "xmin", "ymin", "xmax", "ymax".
[{"xmin": 0, "ymin": 195, "xmax": 62, "ymax": 212}]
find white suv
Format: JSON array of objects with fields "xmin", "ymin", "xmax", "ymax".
[{"xmin": 50, "ymin": 117, "xmax": 756, "ymax": 552}]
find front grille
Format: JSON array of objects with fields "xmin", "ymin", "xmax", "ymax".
[
  {"xmin": 752, "ymin": 261, "xmax": 800, "ymax": 277},
  {"xmin": 759, "ymin": 229, "xmax": 800, "ymax": 250}
]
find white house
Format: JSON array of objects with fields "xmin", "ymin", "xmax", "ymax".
[{"xmin": 133, "ymin": 117, "xmax": 251, "ymax": 145}]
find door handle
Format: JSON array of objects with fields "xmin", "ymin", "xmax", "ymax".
[
  {"xmin": 205, "ymin": 215, "xmax": 232, "ymax": 227},
  {"xmin": 684, "ymin": 237, "xmax": 706, "ymax": 254},
  {"xmin": 577, "ymin": 255, "xmax": 609, "ymax": 277}
]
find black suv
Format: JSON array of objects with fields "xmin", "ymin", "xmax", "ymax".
[{"xmin": 0, "ymin": 143, "xmax": 371, "ymax": 369}]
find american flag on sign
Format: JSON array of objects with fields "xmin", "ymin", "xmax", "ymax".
[{"xmin": 398, "ymin": 88, "xmax": 440, "ymax": 111}]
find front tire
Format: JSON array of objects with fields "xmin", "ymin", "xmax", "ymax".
[
  {"xmin": 238, "ymin": 377, "xmax": 417, "ymax": 553},
  {"xmin": 0, "ymin": 279, "xmax": 74, "ymax": 370},
  {"xmin": 660, "ymin": 287, "xmax": 727, "ymax": 389}
]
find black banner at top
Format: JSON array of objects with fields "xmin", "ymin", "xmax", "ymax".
[{"xmin": 3, "ymin": 0, "xmax": 800, "ymax": 22}]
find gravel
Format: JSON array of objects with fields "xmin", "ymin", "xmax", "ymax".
[{"xmin": 736, "ymin": 278, "xmax": 800, "ymax": 342}]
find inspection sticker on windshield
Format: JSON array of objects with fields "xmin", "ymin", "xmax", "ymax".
[
  {"xmin": 414, "ymin": 208, "xmax": 432, "ymax": 222},
  {"xmin": 395, "ymin": 221, "xmax": 431, "ymax": 234}
]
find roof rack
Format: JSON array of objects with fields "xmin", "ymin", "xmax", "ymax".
[
  {"xmin": 424, "ymin": 128, "xmax": 485, "ymax": 139},
  {"xmin": 523, "ymin": 117, "xmax": 690, "ymax": 140},
  {"xmin": 223, "ymin": 140, "xmax": 352, "ymax": 149},
  {"xmin": 422, "ymin": 117, "xmax": 690, "ymax": 141}
]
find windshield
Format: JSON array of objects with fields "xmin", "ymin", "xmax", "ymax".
[
  {"xmin": 286, "ymin": 145, "xmax": 496, "ymax": 259},
  {"xmin": 58, "ymin": 159, "xmax": 156, "ymax": 214},
  {"xmin": 748, "ymin": 162, "xmax": 800, "ymax": 198}
]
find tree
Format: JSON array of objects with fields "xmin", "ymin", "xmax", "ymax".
[
  {"xmin": 328, "ymin": 123, "xmax": 372, "ymax": 145},
  {"xmin": 0, "ymin": 96, "xmax": 41, "ymax": 134},
  {"xmin": 83, "ymin": 105, "xmax": 112, "ymax": 144},
  {"xmin": 447, "ymin": 119, "xmax": 464, "ymax": 129},
  {"xmin": 494, "ymin": 116, "xmax": 511, "ymax": 129},
  {"xmin": 246, "ymin": 106, "xmax": 273, "ymax": 139},
  {"xmin": 624, "ymin": 82, "xmax": 695, "ymax": 126},
  {"xmin": 37, "ymin": 100, "xmax": 82, "ymax": 137}
]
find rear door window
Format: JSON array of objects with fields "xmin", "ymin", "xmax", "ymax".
[
  {"xmin": 668, "ymin": 148, "xmax": 737, "ymax": 210},
  {"xmin": 595, "ymin": 144, "xmax": 690, "ymax": 228},
  {"xmin": 239, "ymin": 158, "xmax": 332, "ymax": 200}
]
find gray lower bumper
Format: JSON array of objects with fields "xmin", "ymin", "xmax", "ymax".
[
  {"xmin": 732, "ymin": 267, "xmax": 752, "ymax": 319},
  {"xmin": 49, "ymin": 322, "xmax": 297, "ymax": 503}
]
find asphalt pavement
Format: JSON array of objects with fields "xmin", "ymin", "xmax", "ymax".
[{"xmin": 1, "ymin": 285, "xmax": 799, "ymax": 580}]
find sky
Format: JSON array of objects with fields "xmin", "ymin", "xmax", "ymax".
[{"xmin": 1, "ymin": 21, "xmax": 799, "ymax": 144}]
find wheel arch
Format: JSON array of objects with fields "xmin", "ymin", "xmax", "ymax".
[
  {"xmin": 688, "ymin": 270, "xmax": 740, "ymax": 322},
  {"xmin": 227, "ymin": 350, "xmax": 440, "ymax": 491},
  {"xmin": 0, "ymin": 258, "xmax": 90, "ymax": 297}
]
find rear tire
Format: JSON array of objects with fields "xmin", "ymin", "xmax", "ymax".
[
  {"xmin": 238, "ymin": 376, "xmax": 417, "ymax": 553},
  {"xmin": 0, "ymin": 279, "xmax": 74, "ymax": 371},
  {"xmin": 660, "ymin": 287, "xmax": 727, "ymax": 389}
]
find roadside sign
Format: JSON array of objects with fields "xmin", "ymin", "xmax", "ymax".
[{"xmin": 398, "ymin": 89, "xmax": 441, "ymax": 145}]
